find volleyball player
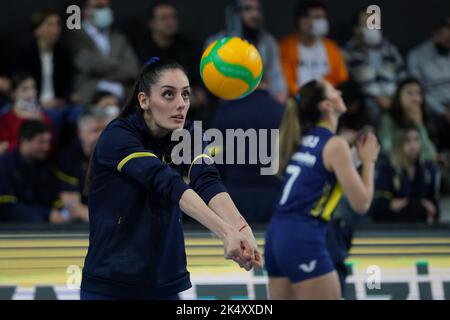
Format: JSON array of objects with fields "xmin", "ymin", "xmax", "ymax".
[
  {"xmin": 264, "ymin": 80, "xmax": 380, "ymax": 299},
  {"xmin": 80, "ymin": 58, "xmax": 262, "ymax": 300}
]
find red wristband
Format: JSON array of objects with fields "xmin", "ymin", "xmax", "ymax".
[{"xmin": 239, "ymin": 224, "xmax": 248, "ymax": 232}]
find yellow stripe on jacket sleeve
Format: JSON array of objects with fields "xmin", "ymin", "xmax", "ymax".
[
  {"xmin": 374, "ymin": 191, "xmax": 393, "ymax": 199},
  {"xmin": 187, "ymin": 154, "xmax": 214, "ymax": 180},
  {"xmin": 117, "ymin": 152, "xmax": 158, "ymax": 172},
  {"xmin": 321, "ymin": 183, "xmax": 344, "ymax": 221},
  {"xmin": 52, "ymin": 199, "xmax": 64, "ymax": 209},
  {"xmin": 55, "ymin": 169, "xmax": 80, "ymax": 186},
  {"xmin": 0, "ymin": 195, "xmax": 17, "ymax": 204}
]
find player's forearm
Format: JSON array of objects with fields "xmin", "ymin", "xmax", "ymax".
[
  {"xmin": 207, "ymin": 192, "xmax": 248, "ymax": 230},
  {"xmin": 179, "ymin": 189, "xmax": 234, "ymax": 240}
]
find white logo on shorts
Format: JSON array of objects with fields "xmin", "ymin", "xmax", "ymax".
[{"xmin": 299, "ymin": 260, "xmax": 317, "ymax": 273}]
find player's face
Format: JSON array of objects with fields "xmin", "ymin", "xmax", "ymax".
[
  {"xmin": 402, "ymin": 129, "xmax": 421, "ymax": 161},
  {"xmin": 148, "ymin": 69, "xmax": 190, "ymax": 131},
  {"xmin": 323, "ymin": 81, "xmax": 346, "ymax": 115}
]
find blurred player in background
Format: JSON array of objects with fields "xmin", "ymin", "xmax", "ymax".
[{"xmin": 264, "ymin": 80, "xmax": 380, "ymax": 299}]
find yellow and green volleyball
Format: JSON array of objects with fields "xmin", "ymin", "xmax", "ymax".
[{"xmin": 200, "ymin": 36, "xmax": 263, "ymax": 100}]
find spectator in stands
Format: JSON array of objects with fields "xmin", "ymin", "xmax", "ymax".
[
  {"xmin": 0, "ymin": 75, "xmax": 11, "ymax": 112},
  {"xmin": 67, "ymin": 0, "xmax": 139, "ymax": 103},
  {"xmin": 132, "ymin": 1, "xmax": 194, "ymax": 73},
  {"xmin": 16, "ymin": 8, "xmax": 74, "ymax": 110},
  {"xmin": 279, "ymin": 0, "xmax": 348, "ymax": 97},
  {"xmin": 377, "ymin": 77, "xmax": 438, "ymax": 162},
  {"xmin": 0, "ymin": 73, "xmax": 12, "ymax": 131},
  {"xmin": 56, "ymin": 107, "xmax": 111, "ymax": 223},
  {"xmin": 131, "ymin": 1, "xmax": 208, "ymax": 115},
  {"xmin": 54, "ymin": 90, "xmax": 118, "ymax": 153},
  {"xmin": 0, "ymin": 72, "xmax": 52, "ymax": 154},
  {"xmin": 343, "ymin": 10, "xmax": 406, "ymax": 126},
  {"xmin": 408, "ymin": 16, "xmax": 450, "ymax": 150},
  {"xmin": 371, "ymin": 124, "xmax": 440, "ymax": 223},
  {"xmin": 0, "ymin": 121, "xmax": 66, "ymax": 223},
  {"xmin": 90, "ymin": 90, "xmax": 120, "ymax": 118},
  {"xmin": 205, "ymin": 0, "xmax": 287, "ymax": 103},
  {"xmin": 210, "ymin": 86, "xmax": 283, "ymax": 222},
  {"xmin": 0, "ymin": 35, "xmax": 13, "ymax": 111}
]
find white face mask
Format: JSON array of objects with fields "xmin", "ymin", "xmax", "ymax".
[
  {"xmin": 104, "ymin": 105, "xmax": 119, "ymax": 118},
  {"xmin": 361, "ymin": 28, "xmax": 383, "ymax": 47},
  {"xmin": 15, "ymin": 98, "xmax": 38, "ymax": 113},
  {"xmin": 310, "ymin": 18, "xmax": 329, "ymax": 38},
  {"xmin": 92, "ymin": 7, "xmax": 114, "ymax": 29}
]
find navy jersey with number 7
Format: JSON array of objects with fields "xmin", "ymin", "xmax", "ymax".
[{"xmin": 276, "ymin": 125, "xmax": 343, "ymax": 222}]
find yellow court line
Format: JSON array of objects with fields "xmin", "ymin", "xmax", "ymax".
[
  {"xmin": 0, "ymin": 257, "xmax": 239, "ymax": 269},
  {"xmin": 0, "ymin": 247, "xmax": 228, "ymax": 258},
  {"xmin": 1, "ymin": 237, "xmax": 450, "ymax": 245},
  {"xmin": 350, "ymin": 247, "xmax": 450, "ymax": 254},
  {"xmin": 1, "ymin": 238, "xmax": 450, "ymax": 252},
  {"xmin": 2, "ymin": 245, "xmax": 450, "ymax": 260},
  {"xmin": 0, "ymin": 255, "xmax": 447, "ymax": 269},
  {"xmin": 352, "ymin": 238, "xmax": 450, "ymax": 245},
  {"xmin": 0, "ymin": 240, "xmax": 89, "ymax": 248},
  {"xmin": 1, "ymin": 243, "xmax": 450, "ymax": 259},
  {"xmin": 2, "ymin": 257, "xmax": 450, "ymax": 287}
]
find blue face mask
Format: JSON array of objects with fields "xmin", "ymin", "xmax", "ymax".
[{"xmin": 93, "ymin": 7, "xmax": 113, "ymax": 29}]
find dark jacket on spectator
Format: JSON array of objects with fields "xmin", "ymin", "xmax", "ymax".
[
  {"xmin": 56, "ymin": 138, "xmax": 89, "ymax": 204},
  {"xmin": 66, "ymin": 26, "xmax": 139, "ymax": 103},
  {"xmin": 371, "ymin": 160, "xmax": 440, "ymax": 223},
  {"xmin": 0, "ymin": 149, "xmax": 61, "ymax": 222},
  {"xmin": 16, "ymin": 39, "xmax": 74, "ymax": 102},
  {"xmin": 132, "ymin": 32, "xmax": 200, "ymax": 86}
]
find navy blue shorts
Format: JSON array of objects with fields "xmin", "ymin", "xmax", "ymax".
[{"xmin": 264, "ymin": 215, "xmax": 335, "ymax": 283}]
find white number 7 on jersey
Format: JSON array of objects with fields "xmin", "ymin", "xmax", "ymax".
[{"xmin": 279, "ymin": 165, "xmax": 301, "ymax": 205}]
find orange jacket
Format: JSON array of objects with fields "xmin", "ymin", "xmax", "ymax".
[{"xmin": 279, "ymin": 34, "xmax": 349, "ymax": 96}]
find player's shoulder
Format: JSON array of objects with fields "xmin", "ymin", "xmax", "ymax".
[
  {"xmin": 97, "ymin": 115, "xmax": 143, "ymax": 151},
  {"xmin": 104, "ymin": 114, "xmax": 142, "ymax": 135},
  {"xmin": 323, "ymin": 136, "xmax": 351, "ymax": 157}
]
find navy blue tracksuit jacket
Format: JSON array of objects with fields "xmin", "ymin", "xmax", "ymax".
[
  {"xmin": 81, "ymin": 112, "xmax": 226, "ymax": 299},
  {"xmin": 56, "ymin": 138, "xmax": 89, "ymax": 204},
  {"xmin": 0, "ymin": 149, "xmax": 61, "ymax": 222}
]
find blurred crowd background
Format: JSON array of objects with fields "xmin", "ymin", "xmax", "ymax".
[{"xmin": 0, "ymin": 0, "xmax": 449, "ymax": 227}]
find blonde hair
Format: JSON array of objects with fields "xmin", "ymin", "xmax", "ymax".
[
  {"xmin": 278, "ymin": 80, "xmax": 326, "ymax": 175},
  {"xmin": 278, "ymin": 98, "xmax": 301, "ymax": 174},
  {"xmin": 390, "ymin": 124, "xmax": 421, "ymax": 170}
]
